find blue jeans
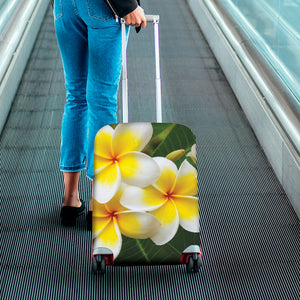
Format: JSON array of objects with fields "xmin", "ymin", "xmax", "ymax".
[{"xmin": 54, "ymin": 0, "xmax": 128, "ymax": 180}]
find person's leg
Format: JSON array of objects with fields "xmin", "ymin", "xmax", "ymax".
[
  {"xmin": 87, "ymin": 23, "xmax": 129, "ymax": 211},
  {"xmin": 76, "ymin": 1, "xmax": 128, "ymax": 213},
  {"xmin": 61, "ymin": 171, "xmax": 85, "ymax": 226},
  {"xmin": 85, "ymin": 24, "xmax": 123, "ymax": 181},
  {"xmin": 54, "ymin": 0, "xmax": 89, "ymax": 207},
  {"xmin": 63, "ymin": 172, "xmax": 81, "ymax": 207}
]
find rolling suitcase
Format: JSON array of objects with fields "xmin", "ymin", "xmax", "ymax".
[{"xmin": 92, "ymin": 15, "xmax": 202, "ymax": 274}]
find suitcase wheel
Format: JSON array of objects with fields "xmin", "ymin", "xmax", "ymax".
[
  {"xmin": 186, "ymin": 253, "xmax": 202, "ymax": 273},
  {"xmin": 92, "ymin": 254, "xmax": 106, "ymax": 274}
]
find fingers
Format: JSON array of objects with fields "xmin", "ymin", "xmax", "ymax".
[
  {"xmin": 139, "ymin": 7, "xmax": 147, "ymax": 28},
  {"xmin": 140, "ymin": 16, "xmax": 147, "ymax": 28},
  {"xmin": 123, "ymin": 6, "xmax": 147, "ymax": 28}
]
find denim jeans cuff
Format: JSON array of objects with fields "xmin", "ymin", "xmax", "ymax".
[{"xmin": 60, "ymin": 164, "xmax": 86, "ymax": 173}]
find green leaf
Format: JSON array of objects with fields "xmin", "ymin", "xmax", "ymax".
[
  {"xmin": 143, "ymin": 123, "xmax": 196, "ymax": 167},
  {"xmin": 115, "ymin": 227, "xmax": 200, "ymax": 265}
]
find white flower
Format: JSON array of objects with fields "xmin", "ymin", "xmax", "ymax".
[
  {"xmin": 121, "ymin": 158, "xmax": 199, "ymax": 245},
  {"xmin": 93, "ymin": 123, "xmax": 161, "ymax": 204}
]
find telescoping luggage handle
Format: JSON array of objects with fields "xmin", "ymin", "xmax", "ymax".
[{"xmin": 121, "ymin": 15, "xmax": 162, "ymax": 123}]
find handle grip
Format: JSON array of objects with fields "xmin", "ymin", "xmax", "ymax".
[
  {"xmin": 145, "ymin": 15, "xmax": 160, "ymax": 23},
  {"xmin": 121, "ymin": 14, "xmax": 162, "ymax": 123}
]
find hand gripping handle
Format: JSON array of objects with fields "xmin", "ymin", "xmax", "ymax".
[{"xmin": 121, "ymin": 15, "xmax": 162, "ymax": 123}]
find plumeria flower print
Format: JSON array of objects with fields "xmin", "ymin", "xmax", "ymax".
[
  {"xmin": 93, "ymin": 184, "xmax": 161, "ymax": 260},
  {"xmin": 93, "ymin": 123, "xmax": 161, "ymax": 204},
  {"xmin": 121, "ymin": 157, "xmax": 199, "ymax": 245},
  {"xmin": 187, "ymin": 144, "xmax": 196, "ymax": 164}
]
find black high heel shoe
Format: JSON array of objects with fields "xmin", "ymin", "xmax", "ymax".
[{"xmin": 60, "ymin": 200, "xmax": 85, "ymax": 226}]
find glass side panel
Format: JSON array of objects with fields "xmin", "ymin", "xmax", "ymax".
[{"xmin": 215, "ymin": 0, "xmax": 300, "ymax": 103}]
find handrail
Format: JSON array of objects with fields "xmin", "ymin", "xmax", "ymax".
[
  {"xmin": 202, "ymin": 0, "xmax": 300, "ymax": 156},
  {"xmin": 0, "ymin": 0, "xmax": 39, "ymax": 84},
  {"xmin": 0, "ymin": 0, "xmax": 22, "ymax": 34},
  {"xmin": 0, "ymin": 0, "xmax": 50, "ymax": 135}
]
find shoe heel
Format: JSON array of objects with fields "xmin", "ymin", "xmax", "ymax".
[{"xmin": 60, "ymin": 200, "xmax": 85, "ymax": 227}]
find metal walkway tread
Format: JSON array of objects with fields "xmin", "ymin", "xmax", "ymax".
[{"xmin": 1, "ymin": 1, "xmax": 299, "ymax": 299}]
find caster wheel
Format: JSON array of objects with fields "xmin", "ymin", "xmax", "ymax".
[
  {"xmin": 92, "ymin": 255, "xmax": 106, "ymax": 274},
  {"xmin": 192, "ymin": 253, "xmax": 202, "ymax": 272},
  {"xmin": 92, "ymin": 257, "xmax": 98, "ymax": 274},
  {"xmin": 186, "ymin": 256, "xmax": 194, "ymax": 273},
  {"xmin": 193, "ymin": 256, "xmax": 202, "ymax": 272},
  {"xmin": 186, "ymin": 253, "xmax": 202, "ymax": 273}
]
